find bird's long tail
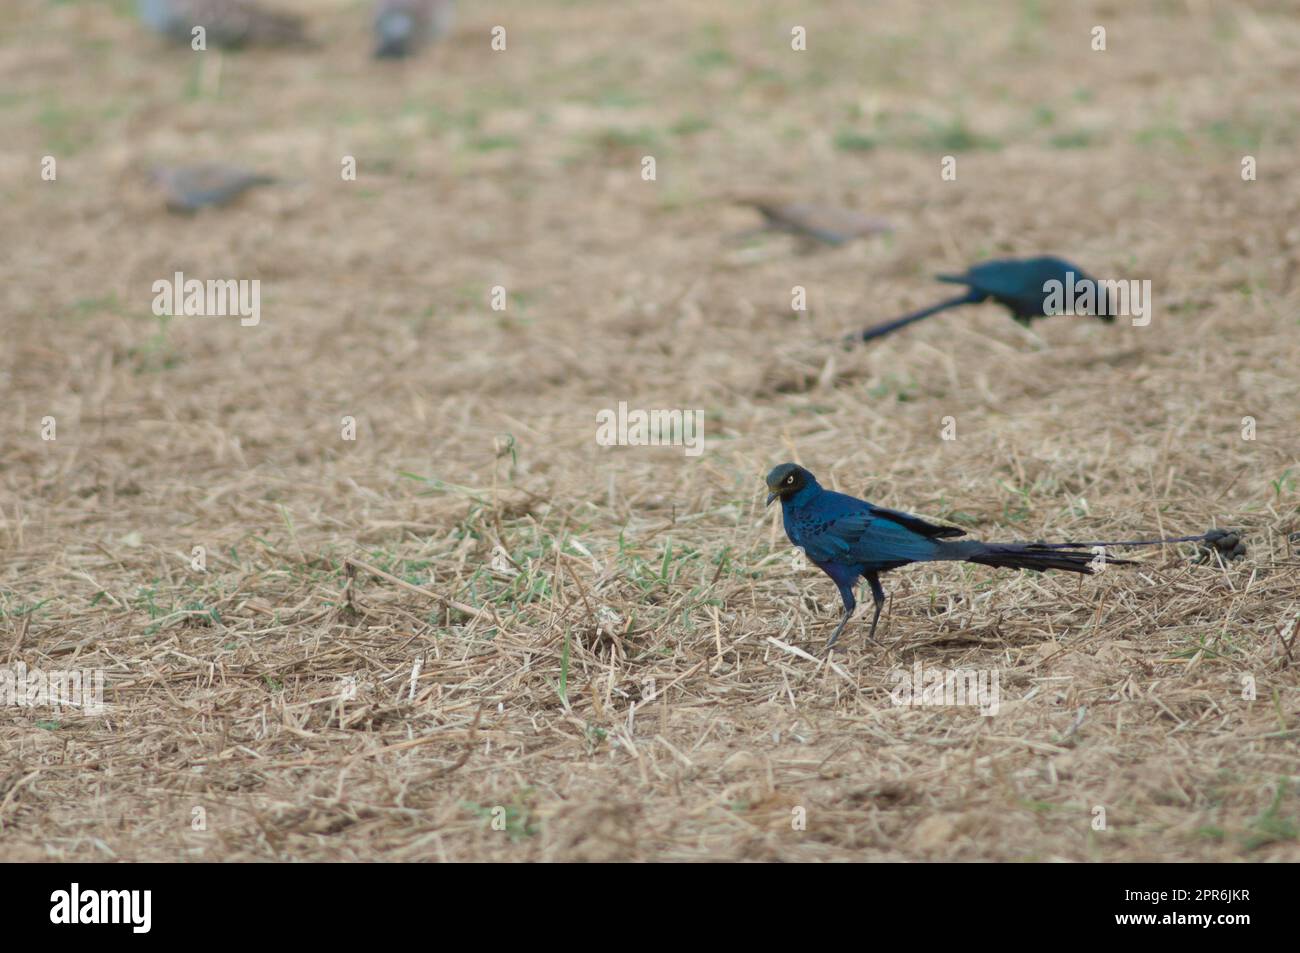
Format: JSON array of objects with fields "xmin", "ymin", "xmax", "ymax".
[
  {"xmin": 961, "ymin": 543, "xmax": 1125, "ymax": 574},
  {"xmin": 847, "ymin": 290, "xmax": 983, "ymax": 344},
  {"xmin": 948, "ymin": 531, "xmax": 1221, "ymax": 575}
]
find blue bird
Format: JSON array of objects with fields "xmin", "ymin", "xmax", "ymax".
[
  {"xmin": 849, "ymin": 256, "xmax": 1114, "ymax": 344},
  {"xmin": 767, "ymin": 463, "xmax": 1165, "ymax": 650}
]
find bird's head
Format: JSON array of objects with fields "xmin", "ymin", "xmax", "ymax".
[{"xmin": 766, "ymin": 463, "xmax": 815, "ymax": 506}]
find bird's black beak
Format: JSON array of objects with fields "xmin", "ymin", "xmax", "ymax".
[{"xmin": 766, "ymin": 491, "xmax": 778, "ymax": 507}]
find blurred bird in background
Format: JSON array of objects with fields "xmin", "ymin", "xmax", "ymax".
[
  {"xmin": 136, "ymin": 0, "xmax": 311, "ymax": 48},
  {"xmin": 148, "ymin": 162, "xmax": 278, "ymax": 213},
  {"xmin": 735, "ymin": 197, "xmax": 893, "ymax": 247},
  {"xmin": 373, "ymin": 0, "xmax": 456, "ymax": 59},
  {"xmin": 849, "ymin": 255, "xmax": 1113, "ymax": 343}
]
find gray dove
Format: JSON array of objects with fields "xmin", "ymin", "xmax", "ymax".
[
  {"xmin": 136, "ymin": 0, "xmax": 311, "ymax": 48},
  {"xmin": 738, "ymin": 198, "xmax": 893, "ymax": 246},
  {"xmin": 149, "ymin": 163, "xmax": 278, "ymax": 213},
  {"xmin": 374, "ymin": 0, "xmax": 455, "ymax": 59}
]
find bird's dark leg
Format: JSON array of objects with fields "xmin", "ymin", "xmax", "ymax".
[
  {"xmin": 824, "ymin": 581, "xmax": 857, "ymax": 652},
  {"xmin": 864, "ymin": 572, "xmax": 887, "ymax": 641},
  {"xmin": 825, "ymin": 605, "xmax": 854, "ymax": 652}
]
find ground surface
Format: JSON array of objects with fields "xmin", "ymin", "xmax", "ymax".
[{"xmin": 1, "ymin": 0, "xmax": 1298, "ymax": 861}]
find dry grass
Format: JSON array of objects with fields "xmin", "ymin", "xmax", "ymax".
[{"xmin": 1, "ymin": 0, "xmax": 1298, "ymax": 861}]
